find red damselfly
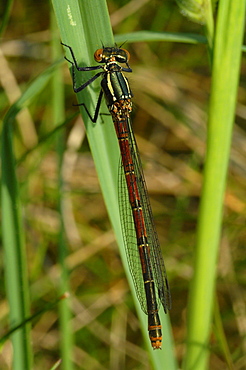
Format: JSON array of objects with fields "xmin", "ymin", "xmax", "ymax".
[{"xmin": 62, "ymin": 43, "xmax": 171, "ymax": 349}]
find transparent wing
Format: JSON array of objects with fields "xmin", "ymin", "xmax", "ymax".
[
  {"xmin": 118, "ymin": 155, "xmax": 148, "ymax": 314},
  {"xmin": 118, "ymin": 117, "xmax": 171, "ymax": 314}
]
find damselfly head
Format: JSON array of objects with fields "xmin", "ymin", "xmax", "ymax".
[{"xmin": 94, "ymin": 47, "xmax": 130, "ymax": 64}]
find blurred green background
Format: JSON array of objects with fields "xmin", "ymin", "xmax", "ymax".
[{"xmin": 0, "ymin": 0, "xmax": 246, "ymax": 369}]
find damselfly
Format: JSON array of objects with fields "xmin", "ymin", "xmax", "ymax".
[{"xmin": 62, "ymin": 43, "xmax": 171, "ymax": 349}]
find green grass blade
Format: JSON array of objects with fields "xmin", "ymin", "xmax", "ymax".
[
  {"xmin": 49, "ymin": 359, "xmax": 62, "ymax": 370},
  {"xmin": 1, "ymin": 55, "xmax": 61, "ymax": 370},
  {"xmin": 115, "ymin": 30, "xmax": 207, "ymax": 44},
  {"xmin": 213, "ymin": 297, "xmax": 234, "ymax": 369},
  {"xmin": 50, "ymin": 10, "xmax": 74, "ymax": 369},
  {"xmin": 0, "ymin": 0, "xmax": 14, "ymax": 36},
  {"xmin": 0, "ymin": 294, "xmax": 69, "ymax": 344},
  {"xmin": 1, "ymin": 109, "xmax": 32, "ymax": 369},
  {"xmin": 51, "ymin": 0, "xmax": 176, "ymax": 367},
  {"xmin": 184, "ymin": 1, "xmax": 246, "ymax": 369},
  {"xmin": 3, "ymin": 60, "xmax": 62, "ymax": 121}
]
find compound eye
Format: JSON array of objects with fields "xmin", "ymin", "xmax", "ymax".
[{"xmin": 94, "ymin": 49, "xmax": 104, "ymax": 62}]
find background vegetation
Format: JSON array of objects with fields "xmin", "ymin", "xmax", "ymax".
[{"xmin": 0, "ymin": 0, "xmax": 245, "ymax": 369}]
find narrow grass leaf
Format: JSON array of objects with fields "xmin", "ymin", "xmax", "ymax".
[
  {"xmin": 115, "ymin": 30, "xmax": 207, "ymax": 45},
  {"xmin": 50, "ymin": 9, "xmax": 74, "ymax": 369},
  {"xmin": 2, "ymin": 111, "xmax": 32, "ymax": 370},
  {"xmin": 1, "ymin": 50, "xmax": 61, "ymax": 370},
  {"xmin": 184, "ymin": 1, "xmax": 246, "ymax": 369}
]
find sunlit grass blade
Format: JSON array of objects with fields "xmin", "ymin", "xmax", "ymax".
[{"xmin": 184, "ymin": 1, "xmax": 246, "ymax": 369}]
